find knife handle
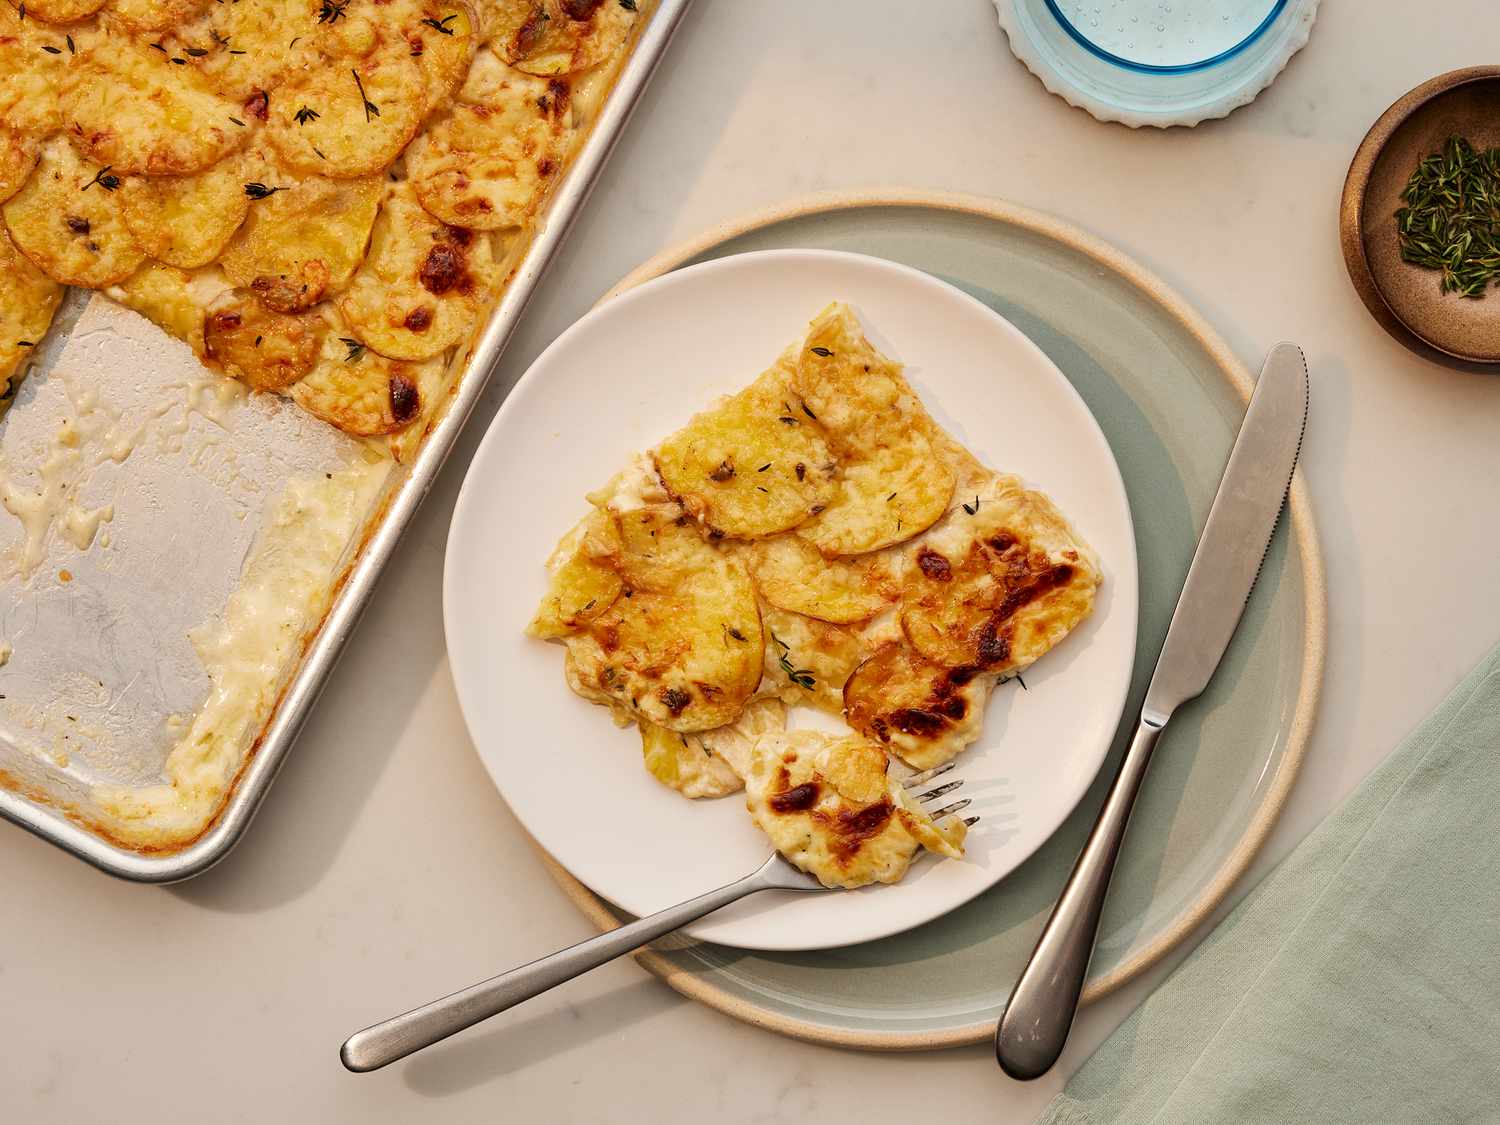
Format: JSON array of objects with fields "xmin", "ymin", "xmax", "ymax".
[{"xmin": 996, "ymin": 718, "xmax": 1165, "ymax": 1080}]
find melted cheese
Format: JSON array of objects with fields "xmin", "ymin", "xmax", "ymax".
[{"xmin": 93, "ymin": 457, "xmax": 388, "ymax": 843}]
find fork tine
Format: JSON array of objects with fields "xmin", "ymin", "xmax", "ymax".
[
  {"xmin": 963, "ymin": 815, "xmax": 980, "ymax": 827},
  {"xmin": 929, "ymin": 797, "xmax": 972, "ymax": 820},
  {"xmin": 914, "ymin": 778, "xmax": 964, "ymax": 803},
  {"xmin": 902, "ymin": 761, "xmax": 957, "ymax": 789}
]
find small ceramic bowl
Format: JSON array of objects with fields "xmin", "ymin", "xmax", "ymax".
[{"xmin": 1341, "ymin": 67, "xmax": 1500, "ymax": 365}]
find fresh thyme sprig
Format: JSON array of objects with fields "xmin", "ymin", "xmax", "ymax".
[
  {"xmin": 1396, "ymin": 136, "xmax": 1500, "ymax": 299},
  {"xmin": 770, "ymin": 632, "xmax": 815, "ymax": 689},
  {"xmin": 351, "ymin": 68, "xmax": 379, "ymax": 121}
]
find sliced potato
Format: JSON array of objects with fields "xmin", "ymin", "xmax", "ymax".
[
  {"xmin": 396, "ymin": 0, "xmax": 479, "ymax": 108},
  {"xmin": 219, "ymin": 173, "xmax": 382, "ymax": 310},
  {"xmin": 900, "ymin": 475, "xmax": 1101, "ymax": 672},
  {"xmin": 69, "ymin": 40, "xmax": 246, "ymax": 175},
  {"xmin": 749, "ymin": 532, "xmax": 895, "ymax": 624},
  {"xmin": 652, "ymin": 360, "xmax": 837, "ymax": 539},
  {"xmin": 640, "ymin": 721, "xmax": 743, "ymax": 799},
  {"xmin": 106, "ymin": 0, "xmax": 212, "ymax": 33},
  {"xmin": 338, "ymin": 184, "xmax": 496, "ymax": 360},
  {"xmin": 759, "ymin": 604, "xmax": 863, "ymax": 716},
  {"xmin": 170, "ymin": 0, "xmax": 311, "ymax": 102},
  {"xmin": 383, "ymin": 355, "xmax": 457, "ymax": 462},
  {"xmin": 843, "ymin": 643, "xmax": 994, "ymax": 771},
  {"xmin": 203, "ymin": 288, "xmax": 323, "ymax": 392},
  {"xmin": 264, "ymin": 46, "xmax": 426, "ymax": 176},
  {"xmin": 119, "ymin": 160, "xmax": 250, "ymax": 269},
  {"xmin": 490, "ymin": 0, "xmax": 636, "ymax": 76},
  {"xmin": 110, "ymin": 261, "xmax": 207, "ymax": 355},
  {"xmin": 791, "ymin": 302, "xmax": 955, "ymax": 555},
  {"xmin": 745, "ymin": 730, "xmax": 965, "ymax": 889},
  {"xmin": 21, "ymin": 0, "xmax": 105, "ymax": 23},
  {"xmin": 407, "ymin": 52, "xmax": 569, "ymax": 229},
  {"xmin": 290, "ymin": 324, "xmax": 443, "ymax": 435},
  {"xmin": 3, "ymin": 137, "xmax": 146, "ymax": 287},
  {"xmin": 0, "ymin": 230, "xmax": 64, "ymax": 409},
  {"xmin": 527, "ymin": 507, "xmax": 624, "ymax": 639},
  {"xmin": 561, "ymin": 505, "xmax": 763, "ymax": 733},
  {"xmin": 0, "ymin": 6, "xmax": 73, "ymax": 134},
  {"xmin": 0, "ymin": 128, "xmax": 40, "ymax": 205}
]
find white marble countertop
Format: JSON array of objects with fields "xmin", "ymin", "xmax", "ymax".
[{"xmin": 7, "ymin": 1, "xmax": 1500, "ymax": 1119}]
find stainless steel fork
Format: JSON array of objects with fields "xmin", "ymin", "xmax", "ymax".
[{"xmin": 340, "ymin": 762, "xmax": 977, "ymax": 1072}]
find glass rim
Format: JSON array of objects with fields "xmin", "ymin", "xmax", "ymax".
[{"xmin": 1041, "ymin": 0, "xmax": 1289, "ymax": 74}]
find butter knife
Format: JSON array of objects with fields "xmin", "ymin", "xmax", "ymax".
[{"xmin": 995, "ymin": 343, "xmax": 1309, "ymax": 1080}]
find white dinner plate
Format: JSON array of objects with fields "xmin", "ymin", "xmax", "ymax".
[{"xmin": 444, "ymin": 249, "xmax": 1138, "ymax": 951}]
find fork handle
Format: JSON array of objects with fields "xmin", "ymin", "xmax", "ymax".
[
  {"xmin": 996, "ymin": 718, "xmax": 1165, "ymax": 1080},
  {"xmin": 340, "ymin": 869, "xmax": 768, "ymax": 1072}
]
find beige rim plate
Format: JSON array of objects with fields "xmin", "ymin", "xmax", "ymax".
[{"xmin": 536, "ymin": 190, "xmax": 1325, "ymax": 1050}]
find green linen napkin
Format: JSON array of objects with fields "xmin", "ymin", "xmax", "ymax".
[{"xmin": 1040, "ymin": 649, "xmax": 1500, "ymax": 1125}]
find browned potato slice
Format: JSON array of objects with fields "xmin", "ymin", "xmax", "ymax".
[
  {"xmin": 791, "ymin": 302, "xmax": 956, "ymax": 556},
  {"xmin": 488, "ymin": 0, "xmax": 636, "ymax": 76},
  {"xmin": 169, "ymin": 0, "xmax": 310, "ymax": 102},
  {"xmin": 527, "ymin": 507, "xmax": 624, "ymax": 639},
  {"xmin": 900, "ymin": 475, "xmax": 1100, "ymax": 672},
  {"xmin": 759, "ymin": 604, "xmax": 863, "ymax": 716},
  {"xmin": 290, "ymin": 327, "xmax": 443, "ymax": 435},
  {"xmin": 0, "ymin": 230, "xmax": 64, "ymax": 409},
  {"xmin": 652, "ymin": 360, "xmax": 837, "ymax": 539},
  {"xmin": 560, "ymin": 505, "xmax": 763, "ymax": 733},
  {"xmin": 394, "ymin": 0, "xmax": 479, "ymax": 108},
  {"xmin": 338, "ymin": 184, "xmax": 496, "ymax": 360},
  {"xmin": 0, "ymin": 128, "xmax": 40, "ymax": 205},
  {"xmin": 3, "ymin": 137, "xmax": 146, "ymax": 287},
  {"xmin": 22, "ymin": 0, "xmax": 105, "ymax": 23},
  {"xmin": 264, "ymin": 45, "xmax": 426, "ymax": 177},
  {"xmin": 119, "ymin": 160, "xmax": 250, "ymax": 269},
  {"xmin": 407, "ymin": 50, "xmax": 570, "ymax": 229},
  {"xmin": 69, "ymin": 41, "xmax": 246, "ymax": 175},
  {"xmin": 107, "ymin": 0, "xmax": 212, "ymax": 34},
  {"xmin": 749, "ymin": 532, "xmax": 896, "ymax": 624},
  {"xmin": 203, "ymin": 289, "xmax": 324, "ymax": 392},
  {"xmin": 110, "ymin": 261, "xmax": 207, "ymax": 355},
  {"xmin": 219, "ymin": 173, "xmax": 382, "ymax": 311},
  {"xmin": 0, "ymin": 5, "xmax": 73, "ymax": 135},
  {"xmin": 844, "ymin": 643, "xmax": 994, "ymax": 771},
  {"xmin": 745, "ymin": 730, "xmax": 965, "ymax": 889}
]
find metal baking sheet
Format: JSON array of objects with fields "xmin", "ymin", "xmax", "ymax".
[{"xmin": 0, "ymin": 0, "xmax": 693, "ymax": 881}]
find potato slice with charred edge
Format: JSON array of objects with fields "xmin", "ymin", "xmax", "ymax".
[
  {"xmin": 338, "ymin": 184, "xmax": 496, "ymax": 360},
  {"xmin": 4, "ymin": 138, "xmax": 146, "ymax": 287},
  {"xmin": 110, "ymin": 261, "xmax": 207, "ymax": 356},
  {"xmin": 291, "ymin": 325, "xmax": 442, "ymax": 435},
  {"xmin": 527, "ymin": 507, "xmax": 623, "ymax": 639},
  {"xmin": 749, "ymin": 532, "xmax": 896, "ymax": 624},
  {"xmin": 759, "ymin": 604, "xmax": 863, "ymax": 716},
  {"xmin": 744, "ymin": 730, "xmax": 966, "ymax": 889},
  {"xmin": 0, "ymin": 230, "xmax": 64, "ymax": 411},
  {"xmin": 119, "ymin": 160, "xmax": 251, "ymax": 270},
  {"xmin": 559, "ymin": 505, "xmax": 763, "ymax": 733},
  {"xmin": 69, "ymin": 41, "xmax": 246, "ymax": 175},
  {"xmin": 488, "ymin": 0, "xmax": 636, "ymax": 77},
  {"xmin": 219, "ymin": 173, "xmax": 382, "ymax": 312},
  {"xmin": 407, "ymin": 51, "xmax": 570, "ymax": 230},
  {"xmin": 0, "ymin": 6, "xmax": 71, "ymax": 135},
  {"xmin": 203, "ymin": 289, "xmax": 324, "ymax": 393},
  {"xmin": 21, "ymin": 0, "xmax": 105, "ymax": 23},
  {"xmin": 265, "ymin": 45, "xmax": 426, "ymax": 177},
  {"xmin": 900, "ymin": 475, "xmax": 1101, "ymax": 673},
  {"xmin": 791, "ymin": 302, "xmax": 955, "ymax": 556},
  {"xmin": 0, "ymin": 129, "xmax": 39, "ymax": 205},
  {"xmin": 640, "ymin": 697, "xmax": 786, "ymax": 799},
  {"xmin": 106, "ymin": 0, "xmax": 213, "ymax": 34},
  {"xmin": 653, "ymin": 359, "xmax": 837, "ymax": 540},
  {"xmin": 843, "ymin": 643, "xmax": 995, "ymax": 771}
]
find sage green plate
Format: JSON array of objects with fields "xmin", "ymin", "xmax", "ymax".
[{"xmin": 539, "ymin": 192, "xmax": 1325, "ymax": 1050}]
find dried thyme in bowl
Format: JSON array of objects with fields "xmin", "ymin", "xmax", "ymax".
[{"xmin": 1395, "ymin": 136, "xmax": 1500, "ymax": 298}]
